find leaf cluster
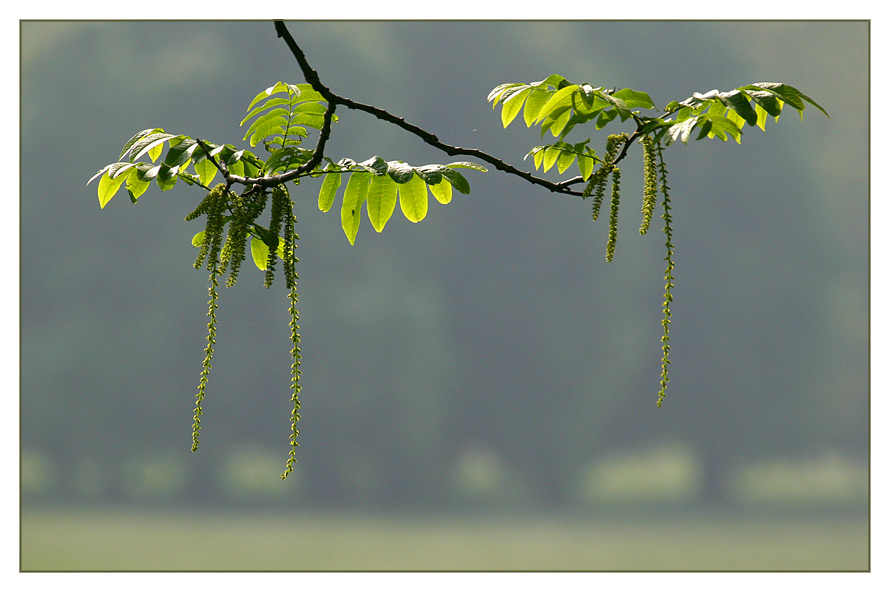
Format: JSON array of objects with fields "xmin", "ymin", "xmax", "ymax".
[
  {"xmin": 241, "ymin": 82, "xmax": 333, "ymax": 175},
  {"xmin": 489, "ymin": 75, "xmax": 655, "ymax": 179},
  {"xmin": 317, "ymin": 156, "xmax": 487, "ymax": 245},
  {"xmin": 489, "ymin": 76, "xmax": 828, "ymax": 176},
  {"xmin": 87, "ymin": 129, "xmax": 263, "ymax": 208}
]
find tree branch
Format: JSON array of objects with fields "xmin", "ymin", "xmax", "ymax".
[{"xmin": 273, "ymin": 20, "xmax": 587, "ymax": 197}]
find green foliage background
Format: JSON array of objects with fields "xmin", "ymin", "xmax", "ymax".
[{"xmin": 20, "ymin": 20, "xmax": 868, "ymax": 569}]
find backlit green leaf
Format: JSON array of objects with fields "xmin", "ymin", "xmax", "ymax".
[
  {"xmin": 523, "ymin": 87, "xmax": 551, "ymax": 126},
  {"xmin": 556, "ymin": 147, "xmax": 576, "ymax": 174},
  {"xmin": 195, "ymin": 158, "xmax": 217, "ymax": 187},
  {"xmin": 97, "ymin": 170, "xmax": 128, "ymax": 208},
  {"xmin": 542, "ymin": 145, "xmax": 560, "ymax": 172},
  {"xmin": 240, "ymin": 97, "xmax": 290, "ymax": 126},
  {"xmin": 367, "ymin": 174, "xmax": 398, "ymax": 232},
  {"xmin": 398, "ymin": 173, "xmax": 428, "ymax": 223},
  {"xmin": 547, "ymin": 108, "xmax": 572, "ymax": 137},
  {"xmin": 535, "ymin": 84, "xmax": 579, "ymax": 124},
  {"xmin": 578, "ymin": 150, "xmax": 595, "ymax": 180},
  {"xmin": 318, "ymin": 165, "xmax": 342, "ymax": 212},
  {"xmin": 250, "ymin": 236, "xmax": 269, "ymax": 270},
  {"xmin": 429, "ymin": 180, "xmax": 452, "ymax": 204},
  {"xmin": 126, "ymin": 168, "xmax": 151, "ymax": 201},
  {"xmin": 501, "ymin": 87, "xmax": 531, "ymax": 128},
  {"xmin": 192, "ymin": 230, "xmax": 206, "ymax": 248},
  {"xmin": 341, "ymin": 171, "xmax": 370, "ymax": 244}
]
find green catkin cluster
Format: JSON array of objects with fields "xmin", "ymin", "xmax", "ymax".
[
  {"xmin": 583, "ymin": 133, "xmax": 626, "ymax": 222},
  {"xmin": 264, "ymin": 190, "xmax": 285, "ymax": 288},
  {"xmin": 185, "ymin": 184, "xmax": 229, "ymax": 452},
  {"xmin": 219, "ymin": 191, "xmax": 267, "ymax": 288},
  {"xmin": 639, "ymin": 135, "xmax": 657, "ymax": 235},
  {"xmin": 184, "ymin": 183, "xmax": 304, "ymax": 472},
  {"xmin": 274, "ymin": 185, "xmax": 303, "ymax": 480},
  {"xmin": 606, "ymin": 167, "xmax": 621, "ymax": 262},
  {"xmin": 187, "ymin": 184, "xmax": 229, "ymax": 272},
  {"xmin": 655, "ymin": 140, "xmax": 674, "ymax": 407}
]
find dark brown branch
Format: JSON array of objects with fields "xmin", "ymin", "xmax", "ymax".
[{"xmin": 273, "ymin": 20, "xmax": 588, "ymax": 197}]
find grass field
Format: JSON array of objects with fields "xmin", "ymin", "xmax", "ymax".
[{"xmin": 21, "ymin": 507, "xmax": 868, "ymax": 571}]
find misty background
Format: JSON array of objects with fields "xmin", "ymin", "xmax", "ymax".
[{"xmin": 20, "ymin": 20, "xmax": 868, "ymax": 569}]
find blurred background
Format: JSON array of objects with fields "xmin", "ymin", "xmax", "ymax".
[{"xmin": 20, "ymin": 20, "xmax": 868, "ymax": 570}]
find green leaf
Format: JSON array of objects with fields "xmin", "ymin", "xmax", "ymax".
[
  {"xmin": 341, "ymin": 171, "xmax": 370, "ymax": 245},
  {"xmin": 555, "ymin": 146, "xmax": 576, "ymax": 174},
  {"xmin": 240, "ymin": 97, "xmax": 291, "ymax": 126},
  {"xmin": 413, "ymin": 164, "xmax": 443, "ymax": 185},
  {"xmin": 445, "ymin": 161, "xmax": 488, "ymax": 173},
  {"xmin": 601, "ymin": 94, "xmax": 631, "ymax": 120},
  {"xmin": 428, "ymin": 180, "xmax": 453, "ymax": 204},
  {"xmin": 501, "ymin": 87, "xmax": 532, "ymax": 128},
  {"xmin": 246, "ymin": 82, "xmax": 292, "ymax": 111},
  {"xmin": 97, "ymin": 170, "xmax": 128, "ymax": 208},
  {"xmin": 666, "ymin": 116, "xmax": 699, "ymax": 145},
  {"xmin": 744, "ymin": 89, "xmax": 783, "ymax": 120},
  {"xmin": 752, "ymin": 82, "xmax": 829, "ymax": 118},
  {"xmin": 523, "ymin": 87, "xmax": 552, "ymax": 126},
  {"xmin": 253, "ymin": 223, "xmax": 279, "ymax": 249},
  {"xmin": 156, "ymin": 163, "xmax": 178, "ymax": 191},
  {"xmin": 386, "ymin": 160, "xmax": 415, "ymax": 184},
  {"xmin": 195, "ymin": 158, "xmax": 217, "ymax": 187},
  {"xmin": 367, "ymin": 174, "xmax": 399, "ymax": 232},
  {"xmin": 577, "ymin": 149, "xmax": 595, "ymax": 180},
  {"xmin": 245, "ymin": 113, "xmax": 287, "ymax": 147},
  {"xmin": 716, "ymin": 89, "xmax": 758, "ymax": 126},
  {"xmin": 250, "ymin": 236, "xmax": 269, "ymax": 270},
  {"xmin": 398, "ymin": 173, "xmax": 428, "ymax": 223},
  {"xmin": 440, "ymin": 167, "xmax": 471, "ymax": 194},
  {"xmin": 535, "ymin": 84, "xmax": 579, "ymax": 124},
  {"xmin": 192, "ymin": 230, "xmax": 206, "ymax": 248},
  {"xmin": 129, "ymin": 132, "xmax": 177, "ymax": 162},
  {"xmin": 546, "ymin": 108, "xmax": 572, "ymax": 137},
  {"xmin": 119, "ymin": 128, "xmax": 163, "ymax": 159},
  {"xmin": 696, "ymin": 114, "xmax": 743, "ymax": 143},
  {"xmin": 357, "ymin": 155, "xmax": 389, "ymax": 176},
  {"xmin": 164, "ymin": 138, "xmax": 198, "ymax": 167},
  {"xmin": 611, "ymin": 88, "xmax": 655, "ymax": 110},
  {"xmin": 532, "ymin": 146, "xmax": 545, "ymax": 169},
  {"xmin": 87, "ymin": 164, "xmax": 113, "ymax": 186},
  {"xmin": 487, "ymin": 82, "xmax": 524, "ymax": 106},
  {"xmin": 318, "ymin": 165, "xmax": 342, "ymax": 212},
  {"xmin": 125, "ymin": 168, "xmax": 151, "ymax": 201},
  {"xmin": 542, "ymin": 145, "xmax": 560, "ymax": 172}
]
